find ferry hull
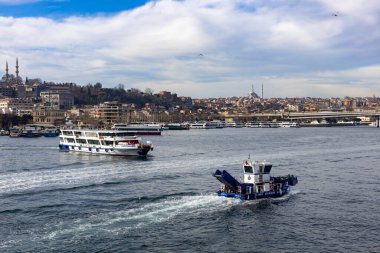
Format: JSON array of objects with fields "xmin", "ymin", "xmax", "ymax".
[{"xmin": 59, "ymin": 144, "xmax": 152, "ymax": 157}]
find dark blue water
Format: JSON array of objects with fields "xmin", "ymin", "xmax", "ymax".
[{"xmin": 1, "ymin": 128, "xmax": 379, "ymax": 252}]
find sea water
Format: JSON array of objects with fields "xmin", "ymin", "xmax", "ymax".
[{"xmin": 0, "ymin": 127, "xmax": 379, "ymax": 252}]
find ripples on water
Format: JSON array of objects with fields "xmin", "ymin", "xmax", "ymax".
[{"xmin": 0, "ymin": 128, "xmax": 379, "ymax": 252}]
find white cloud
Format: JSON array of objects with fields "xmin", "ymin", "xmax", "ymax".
[{"xmin": 0, "ymin": 0, "xmax": 379, "ymax": 98}]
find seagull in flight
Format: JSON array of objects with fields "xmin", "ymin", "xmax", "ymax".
[{"xmin": 332, "ymin": 11, "xmax": 339, "ymax": 16}]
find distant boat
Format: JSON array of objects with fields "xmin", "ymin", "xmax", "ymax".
[
  {"xmin": 278, "ymin": 122, "xmax": 300, "ymax": 128},
  {"xmin": 259, "ymin": 122, "xmax": 279, "ymax": 128},
  {"xmin": 0, "ymin": 129, "xmax": 10, "ymax": 136},
  {"xmin": 209, "ymin": 120, "xmax": 225, "ymax": 129},
  {"xmin": 43, "ymin": 128, "xmax": 59, "ymax": 137},
  {"xmin": 166, "ymin": 123, "xmax": 190, "ymax": 130},
  {"xmin": 9, "ymin": 128, "xmax": 21, "ymax": 137},
  {"xmin": 190, "ymin": 121, "xmax": 212, "ymax": 129},
  {"xmin": 20, "ymin": 125, "xmax": 42, "ymax": 138},
  {"xmin": 245, "ymin": 122, "xmax": 260, "ymax": 128},
  {"xmin": 225, "ymin": 122, "xmax": 243, "ymax": 128},
  {"xmin": 111, "ymin": 123, "xmax": 163, "ymax": 135}
]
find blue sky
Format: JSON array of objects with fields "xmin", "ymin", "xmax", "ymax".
[
  {"xmin": 0, "ymin": 0, "xmax": 150, "ymax": 18},
  {"xmin": 0, "ymin": 0, "xmax": 379, "ymax": 98}
]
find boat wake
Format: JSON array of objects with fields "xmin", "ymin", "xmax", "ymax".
[
  {"xmin": 43, "ymin": 194, "xmax": 238, "ymax": 240},
  {"xmin": 0, "ymin": 193, "xmax": 240, "ymax": 250}
]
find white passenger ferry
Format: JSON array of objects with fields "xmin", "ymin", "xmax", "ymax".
[
  {"xmin": 59, "ymin": 129, "xmax": 153, "ymax": 156},
  {"xmin": 190, "ymin": 121, "xmax": 212, "ymax": 129},
  {"xmin": 112, "ymin": 123, "xmax": 163, "ymax": 135},
  {"xmin": 277, "ymin": 122, "xmax": 300, "ymax": 128}
]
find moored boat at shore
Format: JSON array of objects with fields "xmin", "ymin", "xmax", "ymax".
[
  {"xmin": 9, "ymin": 127, "xmax": 22, "ymax": 137},
  {"xmin": 213, "ymin": 157, "xmax": 298, "ymax": 200},
  {"xmin": 190, "ymin": 121, "xmax": 211, "ymax": 129},
  {"xmin": 278, "ymin": 122, "xmax": 300, "ymax": 128},
  {"xmin": 20, "ymin": 125, "xmax": 43, "ymax": 138},
  {"xmin": 165, "ymin": 123, "xmax": 190, "ymax": 130},
  {"xmin": 59, "ymin": 129, "xmax": 153, "ymax": 156},
  {"xmin": 111, "ymin": 123, "xmax": 163, "ymax": 135},
  {"xmin": 43, "ymin": 128, "xmax": 59, "ymax": 137},
  {"xmin": 0, "ymin": 129, "xmax": 10, "ymax": 136}
]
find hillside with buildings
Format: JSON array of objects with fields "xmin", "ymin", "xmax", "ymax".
[{"xmin": 1, "ymin": 59, "xmax": 380, "ymax": 129}]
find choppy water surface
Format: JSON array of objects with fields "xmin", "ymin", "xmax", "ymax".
[{"xmin": 0, "ymin": 128, "xmax": 379, "ymax": 252}]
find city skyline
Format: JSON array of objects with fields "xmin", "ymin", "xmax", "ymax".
[{"xmin": 0, "ymin": 0, "xmax": 379, "ymax": 98}]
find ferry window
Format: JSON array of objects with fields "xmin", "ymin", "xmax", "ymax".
[
  {"xmin": 104, "ymin": 141, "xmax": 113, "ymax": 146},
  {"xmin": 77, "ymin": 139, "xmax": 87, "ymax": 144},
  {"xmin": 67, "ymin": 138, "xmax": 75, "ymax": 143},
  {"xmin": 85, "ymin": 132, "xmax": 98, "ymax": 138},
  {"xmin": 259, "ymin": 164, "xmax": 264, "ymax": 173},
  {"xmin": 244, "ymin": 166, "xmax": 253, "ymax": 173},
  {"xmin": 88, "ymin": 140, "xmax": 100, "ymax": 145},
  {"xmin": 74, "ymin": 131, "xmax": 82, "ymax": 137}
]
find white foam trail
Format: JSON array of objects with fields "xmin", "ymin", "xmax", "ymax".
[
  {"xmin": 0, "ymin": 163, "xmax": 143, "ymax": 194},
  {"xmin": 44, "ymin": 194, "xmax": 239, "ymax": 240},
  {"xmin": 0, "ymin": 154, "xmax": 238, "ymax": 195}
]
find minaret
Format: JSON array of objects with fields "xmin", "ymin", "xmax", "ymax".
[
  {"xmin": 250, "ymin": 84, "xmax": 254, "ymax": 98},
  {"xmin": 5, "ymin": 61, "xmax": 9, "ymax": 82},
  {"xmin": 16, "ymin": 58, "xmax": 19, "ymax": 85},
  {"xmin": 261, "ymin": 83, "xmax": 264, "ymax": 99}
]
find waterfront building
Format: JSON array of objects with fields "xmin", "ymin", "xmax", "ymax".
[
  {"xmin": 0, "ymin": 98, "xmax": 34, "ymax": 116},
  {"xmin": 40, "ymin": 87, "xmax": 74, "ymax": 109},
  {"xmin": 91, "ymin": 101, "xmax": 124, "ymax": 124},
  {"xmin": 0, "ymin": 86, "xmax": 16, "ymax": 97},
  {"xmin": 32, "ymin": 107, "xmax": 66, "ymax": 125}
]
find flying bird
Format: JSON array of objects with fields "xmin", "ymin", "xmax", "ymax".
[{"xmin": 332, "ymin": 11, "xmax": 339, "ymax": 16}]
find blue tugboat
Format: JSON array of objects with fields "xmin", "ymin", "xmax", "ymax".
[{"xmin": 213, "ymin": 157, "xmax": 298, "ymax": 200}]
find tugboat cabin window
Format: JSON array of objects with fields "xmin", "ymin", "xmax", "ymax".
[
  {"xmin": 244, "ymin": 166, "xmax": 253, "ymax": 173},
  {"xmin": 264, "ymin": 165, "xmax": 272, "ymax": 173}
]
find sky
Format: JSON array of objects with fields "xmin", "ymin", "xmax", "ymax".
[{"xmin": 0, "ymin": 0, "xmax": 379, "ymax": 98}]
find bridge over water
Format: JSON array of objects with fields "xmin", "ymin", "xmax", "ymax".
[{"xmin": 225, "ymin": 111, "xmax": 380, "ymax": 122}]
